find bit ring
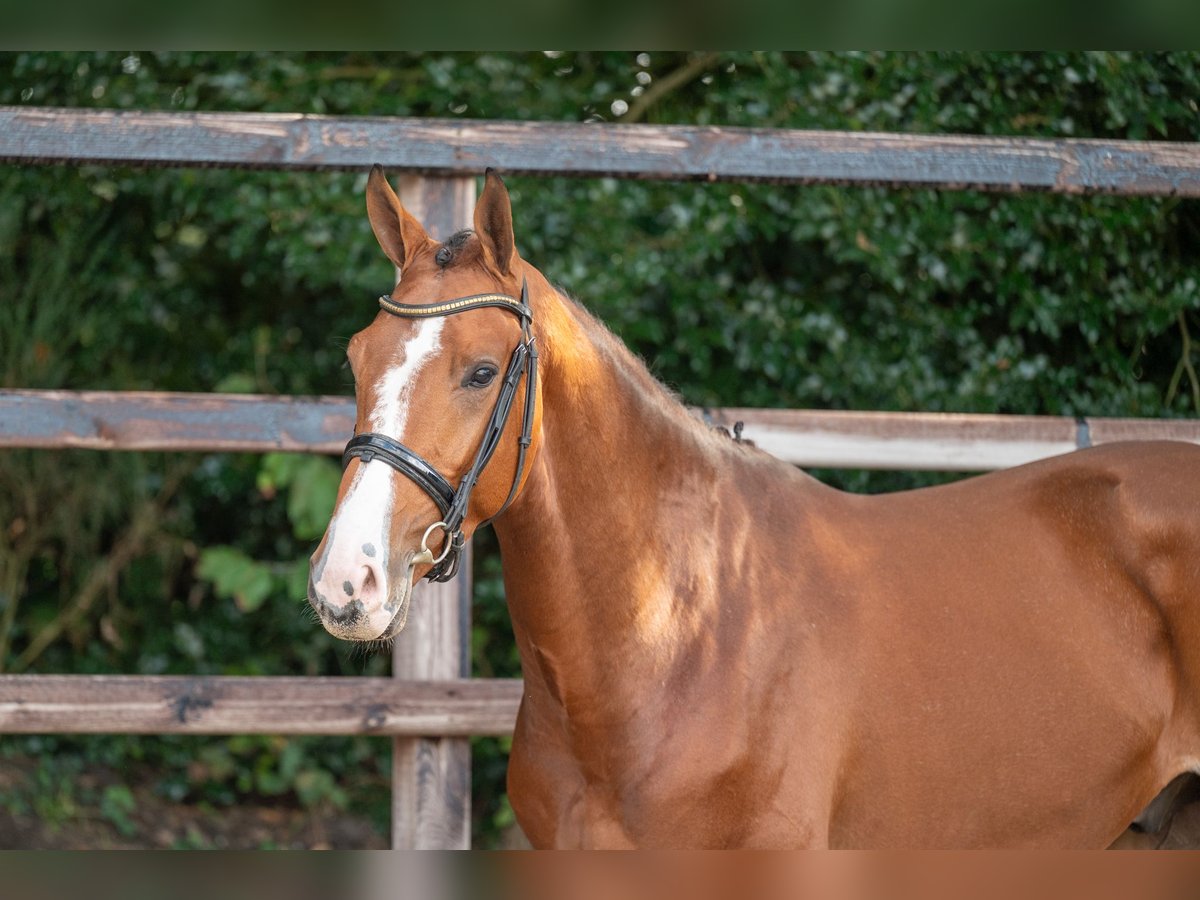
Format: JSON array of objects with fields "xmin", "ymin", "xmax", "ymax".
[{"xmin": 417, "ymin": 521, "xmax": 454, "ymax": 567}]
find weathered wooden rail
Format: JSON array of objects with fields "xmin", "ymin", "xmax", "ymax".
[
  {"xmin": 4, "ymin": 106, "xmax": 1200, "ymax": 194},
  {"xmin": 0, "ymin": 675, "xmax": 522, "ymax": 736},
  {"xmin": 2, "ymin": 103, "xmax": 1198, "ymax": 849},
  {"xmin": 4, "ymin": 388, "xmax": 1200, "ymax": 472}
]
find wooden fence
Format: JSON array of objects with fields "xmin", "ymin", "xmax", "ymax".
[{"xmin": 1, "ymin": 105, "xmax": 1199, "ymax": 848}]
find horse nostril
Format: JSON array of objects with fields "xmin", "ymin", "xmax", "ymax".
[
  {"xmin": 309, "ymin": 557, "xmax": 384, "ymax": 624},
  {"xmin": 360, "ymin": 565, "xmax": 378, "ymax": 599}
]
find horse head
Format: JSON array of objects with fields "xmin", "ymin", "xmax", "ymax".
[{"xmin": 308, "ymin": 166, "xmax": 541, "ymax": 641}]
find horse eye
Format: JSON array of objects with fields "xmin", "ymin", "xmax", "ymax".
[{"xmin": 466, "ymin": 365, "xmax": 498, "ymax": 388}]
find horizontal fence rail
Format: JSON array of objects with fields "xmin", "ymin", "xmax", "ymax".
[
  {"xmin": 3, "ymin": 106, "xmax": 1200, "ymax": 195},
  {"xmin": 0, "ymin": 389, "xmax": 354, "ymax": 454},
  {"xmin": 0, "ymin": 675, "xmax": 522, "ymax": 736},
  {"xmin": 704, "ymin": 407, "xmax": 1200, "ymax": 470},
  {"xmin": 3, "ymin": 389, "xmax": 1198, "ymax": 471}
]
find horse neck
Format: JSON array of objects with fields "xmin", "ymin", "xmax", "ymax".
[{"xmin": 493, "ymin": 285, "xmax": 745, "ymax": 718}]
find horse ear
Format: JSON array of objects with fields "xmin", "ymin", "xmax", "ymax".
[
  {"xmin": 473, "ymin": 169, "xmax": 516, "ymax": 276},
  {"xmin": 365, "ymin": 164, "xmax": 430, "ymax": 274}
]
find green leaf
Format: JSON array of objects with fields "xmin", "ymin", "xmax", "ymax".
[
  {"xmin": 294, "ymin": 768, "xmax": 346, "ymax": 810},
  {"xmin": 255, "ymin": 769, "xmax": 287, "ymax": 796},
  {"xmin": 196, "ymin": 546, "xmax": 275, "ymax": 613},
  {"xmin": 286, "ymin": 558, "xmax": 311, "ymax": 602},
  {"xmin": 257, "ymin": 451, "xmax": 303, "ymax": 493},
  {"xmin": 282, "ymin": 455, "xmax": 342, "ymax": 540},
  {"xmin": 212, "ymin": 373, "xmax": 257, "ymax": 394},
  {"xmin": 99, "ymin": 784, "xmax": 137, "ymax": 837},
  {"xmin": 172, "ymin": 622, "xmax": 205, "ymax": 661},
  {"xmin": 256, "ymin": 453, "xmax": 340, "ymax": 540}
]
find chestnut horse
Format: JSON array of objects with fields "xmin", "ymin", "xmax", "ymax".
[{"xmin": 309, "ymin": 167, "xmax": 1200, "ymax": 848}]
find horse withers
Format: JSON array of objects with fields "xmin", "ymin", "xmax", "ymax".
[{"xmin": 308, "ymin": 166, "xmax": 1200, "ymax": 848}]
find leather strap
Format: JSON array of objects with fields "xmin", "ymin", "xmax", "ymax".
[
  {"xmin": 378, "ymin": 292, "xmax": 532, "ymax": 323},
  {"xmin": 481, "ymin": 320, "xmax": 538, "ymax": 527},
  {"xmin": 342, "ymin": 433, "xmax": 455, "ymax": 518}
]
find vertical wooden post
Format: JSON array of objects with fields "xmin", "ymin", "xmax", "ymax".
[{"xmin": 391, "ymin": 174, "xmax": 476, "ymax": 850}]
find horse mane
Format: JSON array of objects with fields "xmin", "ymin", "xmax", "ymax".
[{"xmin": 547, "ymin": 286, "xmax": 747, "ymax": 455}]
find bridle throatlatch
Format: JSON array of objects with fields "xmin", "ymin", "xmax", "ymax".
[{"xmin": 342, "ymin": 279, "xmax": 538, "ymax": 583}]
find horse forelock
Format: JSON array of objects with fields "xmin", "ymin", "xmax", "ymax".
[{"xmin": 434, "ymin": 229, "xmax": 475, "ymax": 269}]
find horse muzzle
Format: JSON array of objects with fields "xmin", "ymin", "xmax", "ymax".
[{"xmin": 308, "ymin": 550, "xmax": 420, "ymax": 642}]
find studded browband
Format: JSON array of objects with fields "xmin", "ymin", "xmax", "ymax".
[{"xmin": 378, "ymin": 292, "xmax": 531, "ymax": 320}]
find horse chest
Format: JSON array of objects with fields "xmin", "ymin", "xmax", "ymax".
[
  {"xmin": 507, "ymin": 736, "xmax": 715, "ymax": 848},
  {"xmin": 507, "ymin": 673, "xmax": 823, "ymax": 848},
  {"xmin": 506, "ymin": 711, "xmax": 635, "ymax": 848}
]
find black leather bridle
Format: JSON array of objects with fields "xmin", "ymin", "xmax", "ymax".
[{"xmin": 342, "ymin": 279, "xmax": 538, "ymax": 582}]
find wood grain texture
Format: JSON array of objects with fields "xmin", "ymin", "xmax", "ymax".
[
  {"xmin": 707, "ymin": 407, "xmax": 1080, "ymax": 471},
  {"xmin": 392, "ymin": 728, "xmax": 473, "ymax": 849},
  {"xmin": 0, "ymin": 675, "xmax": 522, "ymax": 735},
  {"xmin": 3, "ymin": 106, "xmax": 1200, "ymax": 195},
  {"xmin": 1087, "ymin": 417, "xmax": 1200, "ymax": 445},
  {"xmin": 0, "ymin": 389, "xmax": 353, "ymax": 453},
  {"xmin": 390, "ymin": 175, "xmax": 476, "ymax": 850},
  {"xmin": 392, "ymin": 555, "xmax": 474, "ymax": 856},
  {"xmin": 711, "ymin": 408, "xmax": 1200, "ymax": 469},
  {"xmin": 6, "ymin": 389, "xmax": 1199, "ymax": 471}
]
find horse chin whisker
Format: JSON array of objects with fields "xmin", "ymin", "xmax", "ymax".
[
  {"xmin": 297, "ymin": 600, "xmax": 322, "ymax": 626},
  {"xmin": 346, "ymin": 635, "xmax": 396, "ymax": 660},
  {"xmin": 373, "ymin": 636, "xmax": 397, "ymax": 654}
]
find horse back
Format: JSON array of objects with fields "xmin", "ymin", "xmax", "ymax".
[{"xmin": 752, "ymin": 440, "xmax": 1200, "ymax": 847}]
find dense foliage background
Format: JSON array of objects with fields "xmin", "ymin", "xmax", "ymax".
[{"xmin": 0, "ymin": 51, "xmax": 1198, "ymax": 847}]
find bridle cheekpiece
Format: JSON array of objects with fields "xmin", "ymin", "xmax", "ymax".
[{"xmin": 342, "ymin": 278, "xmax": 538, "ymax": 583}]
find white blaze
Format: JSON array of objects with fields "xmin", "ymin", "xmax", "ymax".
[
  {"xmin": 368, "ymin": 317, "xmax": 447, "ymax": 438},
  {"xmin": 313, "ymin": 318, "xmax": 445, "ymax": 633}
]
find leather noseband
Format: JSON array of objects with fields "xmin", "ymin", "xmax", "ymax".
[{"xmin": 342, "ymin": 279, "xmax": 538, "ymax": 583}]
